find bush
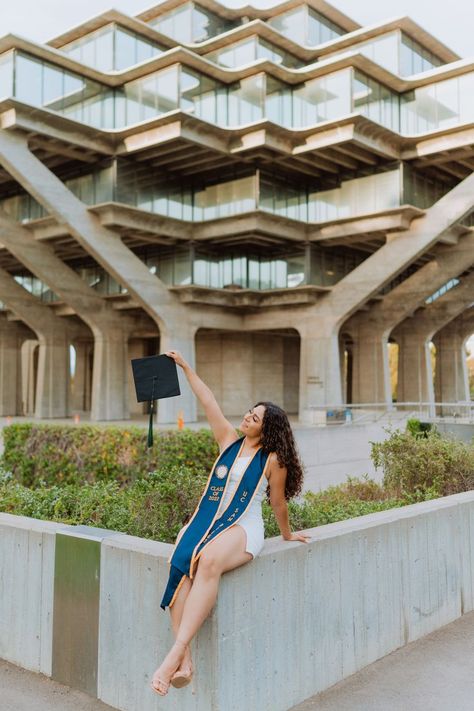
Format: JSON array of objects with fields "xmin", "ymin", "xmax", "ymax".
[
  {"xmin": 371, "ymin": 428, "xmax": 474, "ymax": 498},
  {"xmin": 2, "ymin": 424, "xmax": 218, "ymax": 487}
]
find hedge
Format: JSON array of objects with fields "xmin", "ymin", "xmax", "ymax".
[
  {"xmin": 2, "ymin": 423, "xmax": 218, "ymax": 487},
  {"xmin": 1, "ymin": 422, "xmax": 473, "ymax": 543}
]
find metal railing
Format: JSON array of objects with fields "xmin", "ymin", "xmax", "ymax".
[{"xmin": 302, "ymin": 402, "xmax": 474, "ymax": 426}]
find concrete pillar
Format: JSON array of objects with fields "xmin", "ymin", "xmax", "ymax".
[
  {"xmin": 394, "ymin": 327, "xmax": 434, "ymax": 405},
  {"xmin": 393, "ymin": 271, "xmax": 474, "ymax": 409},
  {"xmin": 433, "ymin": 311, "xmax": 474, "ymax": 406},
  {"xmin": 0, "ymin": 317, "xmax": 31, "ymax": 416},
  {"xmin": 21, "ymin": 340, "xmax": 38, "ymax": 416},
  {"xmin": 350, "ymin": 324, "xmax": 392, "ymax": 406},
  {"xmin": 35, "ymin": 333, "xmax": 71, "ymax": 418},
  {"xmin": 72, "ymin": 340, "xmax": 93, "ymax": 412},
  {"xmin": 0, "ymin": 268, "xmax": 72, "ymax": 418},
  {"xmin": 344, "ymin": 230, "xmax": 474, "ymax": 405}
]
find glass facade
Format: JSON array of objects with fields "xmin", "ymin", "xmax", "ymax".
[
  {"xmin": 205, "ymin": 36, "xmax": 301, "ymax": 68},
  {"xmin": 268, "ymin": 6, "xmax": 344, "ymax": 46},
  {"xmin": 148, "ymin": 2, "xmax": 235, "ymax": 43},
  {"xmin": 61, "ymin": 24, "xmax": 165, "ymax": 71},
  {"xmin": 325, "ymin": 31, "xmax": 442, "ymax": 77},
  {"xmin": 401, "ymin": 72, "xmax": 474, "ymax": 135},
  {"xmin": 400, "ymin": 34, "xmax": 442, "ymax": 76},
  {"xmin": 1, "ymin": 162, "xmax": 450, "ymax": 227},
  {"xmin": 1, "ymin": 49, "xmax": 472, "ymax": 137}
]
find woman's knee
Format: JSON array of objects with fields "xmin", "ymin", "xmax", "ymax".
[{"xmin": 197, "ymin": 551, "xmax": 222, "ymax": 578}]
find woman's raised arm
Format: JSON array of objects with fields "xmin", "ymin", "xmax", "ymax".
[{"xmin": 165, "ymin": 350, "xmax": 237, "ymax": 450}]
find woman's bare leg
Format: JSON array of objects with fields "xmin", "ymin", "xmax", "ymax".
[
  {"xmin": 152, "ymin": 525, "xmax": 251, "ymax": 690},
  {"xmin": 169, "ymin": 577, "xmax": 193, "ymax": 673}
]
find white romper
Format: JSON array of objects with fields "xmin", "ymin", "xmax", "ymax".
[{"xmin": 175, "ymin": 455, "xmax": 269, "ymax": 559}]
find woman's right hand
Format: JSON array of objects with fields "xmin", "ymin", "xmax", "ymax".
[{"xmin": 165, "ymin": 350, "xmax": 188, "ymax": 369}]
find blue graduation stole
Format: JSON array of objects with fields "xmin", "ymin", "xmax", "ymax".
[{"xmin": 160, "ymin": 436, "xmax": 270, "ymax": 610}]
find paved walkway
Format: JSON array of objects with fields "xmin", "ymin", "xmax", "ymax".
[
  {"xmin": 0, "ymin": 661, "xmax": 115, "ymax": 711},
  {"xmin": 3, "ymin": 613, "xmax": 474, "ymax": 711},
  {"xmin": 291, "ymin": 611, "xmax": 474, "ymax": 711}
]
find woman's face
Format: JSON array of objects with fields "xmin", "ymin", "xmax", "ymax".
[{"xmin": 240, "ymin": 405, "xmax": 266, "ymax": 439}]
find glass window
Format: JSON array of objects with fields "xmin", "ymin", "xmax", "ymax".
[
  {"xmin": 293, "ymin": 69, "xmax": 351, "ymax": 127},
  {"xmin": 62, "ymin": 23, "xmax": 163, "ymax": 71},
  {"xmin": 353, "ymin": 71, "xmax": 400, "ymax": 132},
  {"xmin": 269, "ymin": 5, "xmax": 342, "ymax": 46},
  {"xmin": 399, "ymin": 33, "xmax": 442, "ymax": 76},
  {"xmin": 0, "ymin": 51, "xmax": 14, "ymax": 99},
  {"xmin": 149, "ymin": 2, "xmax": 234, "ymax": 42},
  {"xmin": 228, "ymin": 74, "xmax": 265, "ymax": 125}
]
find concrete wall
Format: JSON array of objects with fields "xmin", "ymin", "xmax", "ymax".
[
  {"xmin": 2, "ymin": 491, "xmax": 474, "ymax": 710},
  {"xmin": 196, "ymin": 330, "xmax": 300, "ymax": 417}
]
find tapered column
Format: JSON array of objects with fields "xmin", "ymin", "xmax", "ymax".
[
  {"xmin": 35, "ymin": 333, "xmax": 71, "ymax": 418},
  {"xmin": 72, "ymin": 340, "xmax": 93, "ymax": 412},
  {"xmin": 90, "ymin": 326, "xmax": 130, "ymax": 421},
  {"xmin": 433, "ymin": 311, "xmax": 474, "ymax": 405},
  {"xmin": 0, "ymin": 317, "xmax": 31, "ymax": 415},
  {"xmin": 0, "ymin": 268, "xmax": 71, "ymax": 418},
  {"xmin": 344, "ymin": 230, "xmax": 474, "ymax": 405},
  {"xmin": 350, "ymin": 324, "xmax": 392, "ymax": 405},
  {"xmin": 395, "ymin": 327, "xmax": 434, "ymax": 405}
]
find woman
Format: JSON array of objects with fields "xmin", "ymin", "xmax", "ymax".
[{"xmin": 151, "ymin": 349, "xmax": 310, "ymax": 696}]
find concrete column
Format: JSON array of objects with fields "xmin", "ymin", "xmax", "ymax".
[
  {"xmin": 35, "ymin": 333, "xmax": 71, "ymax": 418},
  {"xmin": 393, "ymin": 271, "xmax": 474, "ymax": 408},
  {"xmin": 350, "ymin": 324, "xmax": 392, "ymax": 406},
  {"xmin": 0, "ymin": 317, "xmax": 32, "ymax": 415},
  {"xmin": 21, "ymin": 340, "xmax": 38, "ymax": 416},
  {"xmin": 0, "ymin": 268, "xmax": 72, "ymax": 418},
  {"xmin": 72, "ymin": 340, "xmax": 93, "ymax": 412},
  {"xmin": 433, "ymin": 311, "xmax": 474, "ymax": 405},
  {"xmin": 394, "ymin": 327, "xmax": 434, "ymax": 405},
  {"xmin": 344, "ymin": 230, "xmax": 474, "ymax": 405}
]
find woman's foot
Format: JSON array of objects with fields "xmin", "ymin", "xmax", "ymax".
[{"xmin": 151, "ymin": 640, "xmax": 187, "ymax": 696}]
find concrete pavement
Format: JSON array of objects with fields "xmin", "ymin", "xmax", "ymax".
[
  {"xmin": 291, "ymin": 611, "xmax": 474, "ymax": 711},
  {"xmin": 0, "ymin": 660, "xmax": 115, "ymax": 711},
  {"xmin": 3, "ymin": 612, "xmax": 474, "ymax": 711}
]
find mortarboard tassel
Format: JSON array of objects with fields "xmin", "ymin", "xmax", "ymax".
[{"xmin": 147, "ymin": 376, "xmax": 157, "ymax": 448}]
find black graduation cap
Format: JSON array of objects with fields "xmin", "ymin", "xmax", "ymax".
[{"xmin": 131, "ymin": 354, "xmax": 181, "ymax": 447}]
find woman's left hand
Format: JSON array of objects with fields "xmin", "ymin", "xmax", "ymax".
[{"xmin": 283, "ymin": 532, "xmax": 312, "ymax": 543}]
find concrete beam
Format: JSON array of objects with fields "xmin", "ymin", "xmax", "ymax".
[{"xmin": 0, "ymin": 129, "xmax": 197, "ymax": 422}]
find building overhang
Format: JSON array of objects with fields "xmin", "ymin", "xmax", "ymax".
[{"xmin": 169, "ymin": 283, "xmax": 330, "ymax": 309}]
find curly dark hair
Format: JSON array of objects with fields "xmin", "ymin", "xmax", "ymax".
[{"xmin": 254, "ymin": 401, "xmax": 305, "ymax": 501}]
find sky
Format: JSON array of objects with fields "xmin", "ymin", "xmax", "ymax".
[{"xmin": 2, "ymin": 0, "xmax": 474, "ymax": 350}]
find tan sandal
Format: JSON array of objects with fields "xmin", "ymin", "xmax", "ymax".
[{"xmin": 170, "ymin": 660, "xmax": 194, "ymax": 689}]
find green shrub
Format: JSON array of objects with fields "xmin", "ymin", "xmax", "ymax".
[
  {"xmin": 406, "ymin": 418, "xmax": 432, "ymax": 438},
  {"xmin": 2, "ymin": 424, "xmax": 218, "ymax": 487},
  {"xmin": 371, "ymin": 428, "xmax": 474, "ymax": 498}
]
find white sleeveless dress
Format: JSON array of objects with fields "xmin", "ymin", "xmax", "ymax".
[{"xmin": 174, "ymin": 455, "xmax": 269, "ymax": 559}]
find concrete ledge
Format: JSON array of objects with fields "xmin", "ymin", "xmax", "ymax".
[{"xmin": 2, "ymin": 491, "xmax": 474, "ymax": 710}]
